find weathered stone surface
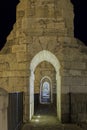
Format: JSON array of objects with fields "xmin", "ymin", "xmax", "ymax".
[
  {"xmin": 0, "ymin": 88, "xmax": 8, "ymax": 130},
  {"xmin": 0, "ymin": 0, "xmax": 87, "ymax": 123},
  {"xmin": 62, "ymin": 76, "xmax": 86, "ymax": 86},
  {"xmin": 10, "ymin": 62, "xmax": 28, "ymax": 70},
  {"xmin": 63, "ymin": 62, "xmax": 86, "ymax": 70},
  {"xmin": 1, "ymin": 71, "xmax": 29, "ymax": 77},
  {"xmin": 12, "ymin": 44, "xmax": 27, "ymax": 53},
  {"xmin": 16, "ymin": 52, "xmax": 27, "ymax": 62}
]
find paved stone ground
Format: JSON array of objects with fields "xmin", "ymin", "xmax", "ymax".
[
  {"xmin": 34, "ymin": 104, "xmax": 57, "ymax": 116},
  {"xmin": 21, "ymin": 104, "xmax": 84, "ymax": 130},
  {"xmin": 21, "ymin": 120, "xmax": 84, "ymax": 130}
]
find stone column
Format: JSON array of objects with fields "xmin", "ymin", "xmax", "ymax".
[{"xmin": 0, "ymin": 88, "xmax": 8, "ymax": 130}]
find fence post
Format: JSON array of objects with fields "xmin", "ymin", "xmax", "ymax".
[{"xmin": 0, "ymin": 88, "xmax": 8, "ymax": 130}]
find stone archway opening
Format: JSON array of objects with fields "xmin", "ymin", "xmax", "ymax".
[
  {"xmin": 40, "ymin": 76, "xmax": 53, "ymax": 104},
  {"xmin": 29, "ymin": 50, "xmax": 61, "ymax": 122},
  {"xmin": 34, "ymin": 61, "xmax": 57, "ymax": 116}
]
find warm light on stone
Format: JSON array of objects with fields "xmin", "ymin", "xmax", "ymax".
[{"xmin": 0, "ymin": 0, "xmax": 87, "ymax": 123}]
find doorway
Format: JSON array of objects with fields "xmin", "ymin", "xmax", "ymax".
[
  {"xmin": 29, "ymin": 50, "xmax": 61, "ymax": 122},
  {"xmin": 40, "ymin": 76, "xmax": 52, "ymax": 104}
]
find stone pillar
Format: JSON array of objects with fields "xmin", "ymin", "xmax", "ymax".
[{"xmin": 0, "ymin": 88, "xmax": 8, "ymax": 130}]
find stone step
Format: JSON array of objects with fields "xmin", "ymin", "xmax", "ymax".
[{"xmin": 21, "ymin": 123, "xmax": 84, "ymax": 130}]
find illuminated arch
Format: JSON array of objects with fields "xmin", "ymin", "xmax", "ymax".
[
  {"xmin": 30, "ymin": 50, "xmax": 60, "ymax": 73},
  {"xmin": 29, "ymin": 50, "xmax": 61, "ymax": 122},
  {"xmin": 40, "ymin": 76, "xmax": 52, "ymax": 104}
]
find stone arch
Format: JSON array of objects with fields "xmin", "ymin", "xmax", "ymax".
[
  {"xmin": 40, "ymin": 76, "xmax": 53, "ymax": 104},
  {"xmin": 30, "ymin": 50, "xmax": 60, "ymax": 72},
  {"xmin": 29, "ymin": 50, "xmax": 61, "ymax": 122}
]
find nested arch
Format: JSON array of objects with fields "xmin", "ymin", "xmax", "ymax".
[
  {"xmin": 30, "ymin": 50, "xmax": 60, "ymax": 73},
  {"xmin": 40, "ymin": 76, "xmax": 52, "ymax": 104},
  {"xmin": 29, "ymin": 50, "xmax": 61, "ymax": 122}
]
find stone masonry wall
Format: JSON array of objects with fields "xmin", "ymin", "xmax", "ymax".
[{"xmin": 0, "ymin": 0, "xmax": 87, "ymax": 123}]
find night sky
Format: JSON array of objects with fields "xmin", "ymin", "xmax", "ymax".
[{"xmin": 0, "ymin": 0, "xmax": 87, "ymax": 50}]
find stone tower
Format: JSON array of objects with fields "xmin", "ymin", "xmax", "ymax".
[{"xmin": 0, "ymin": 0, "xmax": 87, "ymax": 123}]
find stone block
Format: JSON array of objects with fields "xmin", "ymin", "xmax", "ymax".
[
  {"xmin": 82, "ymin": 71, "xmax": 87, "ymax": 76},
  {"xmin": 0, "ymin": 90, "xmax": 8, "ymax": 109},
  {"xmin": 70, "ymin": 86, "xmax": 87, "ymax": 93},
  {"xmin": 54, "ymin": 22, "xmax": 65, "ymax": 30},
  {"xmin": 10, "ymin": 62, "xmax": 28, "ymax": 70},
  {"xmin": 2, "ymin": 70, "xmax": 28, "ymax": 77},
  {"xmin": 69, "ymin": 70, "xmax": 81, "ymax": 76},
  {"xmin": 12, "ymin": 44, "xmax": 26, "ymax": 53},
  {"xmin": 8, "ymin": 77, "xmax": 28, "ymax": 91},
  {"xmin": 62, "ymin": 76, "xmax": 86, "ymax": 87},
  {"xmin": 0, "ymin": 88, "xmax": 8, "ymax": 130},
  {"xmin": 64, "ymin": 62, "xmax": 86, "ymax": 70},
  {"xmin": 16, "ymin": 52, "xmax": 27, "ymax": 62},
  {"xmin": 0, "ymin": 62, "xmax": 9, "ymax": 71},
  {"xmin": 17, "ymin": 10, "xmax": 25, "ymax": 18},
  {"xmin": 6, "ymin": 54, "xmax": 17, "ymax": 63}
]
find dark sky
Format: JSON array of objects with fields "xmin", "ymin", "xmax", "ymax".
[
  {"xmin": 0, "ymin": 0, "xmax": 19, "ymax": 50},
  {"xmin": 0, "ymin": 0, "xmax": 87, "ymax": 50},
  {"xmin": 72, "ymin": 0, "xmax": 87, "ymax": 45}
]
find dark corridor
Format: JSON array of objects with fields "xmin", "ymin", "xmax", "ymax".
[{"xmin": 34, "ymin": 94, "xmax": 57, "ymax": 116}]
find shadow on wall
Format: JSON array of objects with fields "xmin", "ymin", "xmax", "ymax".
[
  {"xmin": 8, "ymin": 92, "xmax": 23, "ymax": 130},
  {"xmin": 62, "ymin": 93, "xmax": 87, "ymax": 123}
]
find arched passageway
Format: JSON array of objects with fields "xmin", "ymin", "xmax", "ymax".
[
  {"xmin": 34, "ymin": 62, "xmax": 56, "ymax": 116},
  {"xmin": 40, "ymin": 76, "xmax": 53, "ymax": 104},
  {"xmin": 29, "ymin": 50, "xmax": 61, "ymax": 122}
]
